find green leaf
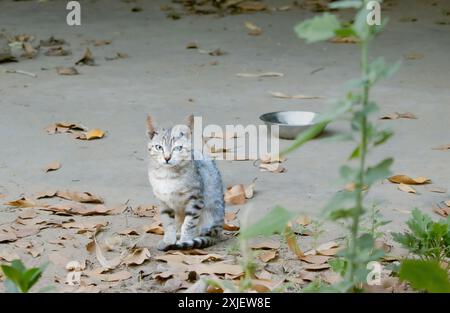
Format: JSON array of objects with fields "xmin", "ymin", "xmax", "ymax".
[
  {"xmin": 22, "ymin": 268, "xmax": 43, "ymax": 292},
  {"xmin": 399, "ymin": 260, "xmax": 450, "ymax": 293},
  {"xmin": 239, "ymin": 206, "xmax": 294, "ymax": 239},
  {"xmin": 329, "ymin": 0, "xmax": 363, "ymax": 9},
  {"xmin": 352, "ymin": 6, "xmax": 371, "ymax": 40},
  {"xmin": 294, "ymin": 13, "xmax": 341, "ymax": 43},
  {"xmin": 365, "ymin": 158, "xmax": 393, "ymax": 185},
  {"xmin": 281, "ymin": 120, "xmax": 329, "ymax": 155},
  {"xmin": 367, "ymin": 58, "xmax": 401, "ymax": 85},
  {"xmin": 348, "ymin": 145, "xmax": 361, "ymax": 160}
]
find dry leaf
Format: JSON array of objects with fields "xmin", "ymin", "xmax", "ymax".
[
  {"xmin": 300, "ymin": 255, "xmax": 330, "ymax": 264},
  {"xmin": 75, "ymin": 48, "xmax": 95, "ymax": 66},
  {"xmin": 192, "ymin": 263, "xmax": 243, "ymax": 276},
  {"xmin": 224, "ymin": 184, "xmax": 246, "ymax": 205},
  {"xmin": 249, "ymin": 239, "xmax": 280, "ymax": 250},
  {"xmin": 432, "ymin": 144, "xmax": 450, "ymax": 151},
  {"xmin": 223, "ymin": 222, "xmax": 240, "ymax": 231},
  {"xmin": 44, "ymin": 46, "xmax": 70, "ymax": 56},
  {"xmin": 259, "ymin": 163, "xmax": 286, "ymax": 173},
  {"xmin": 388, "ymin": 175, "xmax": 431, "ymax": 185},
  {"xmin": 236, "ymin": 72, "xmax": 284, "ymax": 78},
  {"xmin": 56, "ymin": 67, "xmax": 79, "ymax": 75},
  {"xmin": 45, "ymin": 204, "xmax": 112, "ymax": 216},
  {"xmin": 94, "ymin": 40, "xmax": 111, "ymax": 46},
  {"xmin": 398, "ymin": 183, "xmax": 417, "ymax": 194},
  {"xmin": 186, "ymin": 42, "xmax": 198, "ymax": 49},
  {"xmin": 18, "ymin": 209, "xmax": 38, "ymax": 220},
  {"xmin": 259, "ymin": 250, "xmax": 277, "ymax": 263},
  {"xmin": 122, "ymin": 248, "xmax": 151, "ymax": 266},
  {"xmin": 6, "ymin": 197, "xmax": 38, "ymax": 208},
  {"xmin": 56, "ymin": 190, "xmax": 104, "ymax": 203},
  {"xmin": 143, "ymin": 222, "xmax": 164, "ymax": 235},
  {"xmin": 427, "ymin": 187, "xmax": 447, "ymax": 193},
  {"xmin": 237, "ymin": 1, "xmax": 267, "ymax": 12},
  {"xmin": 26, "ymin": 246, "xmax": 44, "ymax": 258},
  {"xmin": 133, "ymin": 204, "xmax": 158, "ymax": 217},
  {"xmin": 380, "ymin": 112, "xmax": 417, "ymax": 120},
  {"xmin": 434, "ymin": 207, "xmax": 450, "ymax": 217},
  {"xmin": 0, "ymin": 232, "xmax": 18, "ymax": 243},
  {"xmin": 40, "ymin": 36, "xmax": 65, "ymax": 46},
  {"xmin": 285, "ymin": 226, "xmax": 304, "ymax": 258},
  {"xmin": 404, "ymin": 52, "xmax": 424, "ymax": 60},
  {"xmin": 269, "ymin": 91, "xmax": 322, "ymax": 99},
  {"xmin": 244, "ymin": 178, "xmax": 257, "ymax": 199},
  {"xmin": 84, "ymin": 128, "xmax": 105, "ymax": 140},
  {"xmin": 260, "ymin": 153, "xmax": 285, "ymax": 164},
  {"xmin": 22, "ymin": 42, "xmax": 38, "ymax": 59},
  {"xmin": 62, "ymin": 220, "xmax": 108, "ymax": 232},
  {"xmin": 303, "ymin": 263, "xmax": 330, "ymax": 271},
  {"xmin": 244, "ymin": 21, "xmax": 262, "ymax": 36},
  {"xmin": 93, "ymin": 235, "xmax": 124, "ymax": 269},
  {"xmin": 43, "ymin": 161, "xmax": 61, "ymax": 172},
  {"xmin": 296, "ymin": 215, "xmax": 312, "ymax": 226},
  {"xmin": 330, "ymin": 36, "xmax": 359, "ymax": 43},
  {"xmin": 46, "ymin": 121, "xmax": 87, "ymax": 134}
]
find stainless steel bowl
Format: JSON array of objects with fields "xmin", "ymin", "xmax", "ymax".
[{"xmin": 259, "ymin": 111, "xmax": 323, "ymax": 140}]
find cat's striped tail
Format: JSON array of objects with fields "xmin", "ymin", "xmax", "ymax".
[{"xmin": 169, "ymin": 236, "xmax": 216, "ymax": 250}]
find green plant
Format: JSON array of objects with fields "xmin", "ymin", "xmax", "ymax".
[
  {"xmin": 1, "ymin": 259, "xmax": 47, "ymax": 293},
  {"xmin": 392, "ymin": 208, "xmax": 450, "ymax": 263},
  {"xmin": 362, "ymin": 202, "xmax": 390, "ymax": 239},
  {"xmin": 285, "ymin": 0, "xmax": 399, "ymax": 291},
  {"xmin": 399, "ymin": 259, "xmax": 450, "ymax": 293}
]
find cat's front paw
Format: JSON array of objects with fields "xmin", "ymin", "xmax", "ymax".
[{"xmin": 157, "ymin": 240, "xmax": 174, "ymax": 251}]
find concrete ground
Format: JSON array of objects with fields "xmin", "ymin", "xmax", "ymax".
[{"xmin": 0, "ymin": 0, "xmax": 449, "ymax": 292}]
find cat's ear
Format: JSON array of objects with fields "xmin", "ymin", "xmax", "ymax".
[
  {"xmin": 186, "ymin": 114, "xmax": 194, "ymax": 131},
  {"xmin": 146, "ymin": 114, "xmax": 156, "ymax": 139}
]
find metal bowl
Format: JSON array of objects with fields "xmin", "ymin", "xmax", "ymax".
[{"xmin": 259, "ymin": 111, "xmax": 323, "ymax": 140}]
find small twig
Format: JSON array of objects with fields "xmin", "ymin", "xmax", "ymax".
[
  {"xmin": 5, "ymin": 69, "xmax": 37, "ymax": 77},
  {"xmin": 310, "ymin": 67, "xmax": 324, "ymax": 75}
]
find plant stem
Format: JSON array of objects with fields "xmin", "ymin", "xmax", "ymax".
[{"xmin": 347, "ymin": 38, "xmax": 370, "ymax": 285}]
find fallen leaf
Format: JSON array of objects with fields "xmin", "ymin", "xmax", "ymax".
[
  {"xmin": 432, "ymin": 144, "xmax": 450, "ymax": 151},
  {"xmin": 296, "ymin": 215, "xmax": 312, "ymax": 226},
  {"xmin": 269, "ymin": 91, "xmax": 322, "ymax": 99},
  {"xmin": 192, "ymin": 263, "xmax": 243, "ymax": 276},
  {"xmin": 44, "ymin": 46, "xmax": 71, "ymax": 56},
  {"xmin": 56, "ymin": 67, "xmax": 79, "ymax": 75},
  {"xmin": 303, "ymin": 263, "xmax": 330, "ymax": 271},
  {"xmin": 62, "ymin": 220, "xmax": 108, "ymax": 232},
  {"xmin": 94, "ymin": 40, "xmax": 111, "ymax": 46},
  {"xmin": 93, "ymin": 235, "xmax": 125, "ymax": 269},
  {"xmin": 133, "ymin": 204, "xmax": 158, "ymax": 217},
  {"xmin": 6, "ymin": 197, "xmax": 38, "ymax": 208},
  {"xmin": 380, "ymin": 112, "xmax": 417, "ymax": 120},
  {"xmin": 434, "ymin": 207, "xmax": 450, "ymax": 217},
  {"xmin": 26, "ymin": 245, "xmax": 44, "ymax": 258},
  {"xmin": 83, "ymin": 128, "xmax": 105, "ymax": 140},
  {"xmin": 186, "ymin": 42, "xmax": 198, "ymax": 49},
  {"xmin": 388, "ymin": 175, "xmax": 431, "ymax": 185},
  {"xmin": 446, "ymin": 201, "xmax": 450, "ymax": 207},
  {"xmin": 22, "ymin": 42, "xmax": 38, "ymax": 59},
  {"xmin": 249, "ymin": 239, "xmax": 280, "ymax": 250},
  {"xmin": 237, "ymin": 72, "xmax": 284, "ymax": 78},
  {"xmin": 244, "ymin": 21, "xmax": 262, "ymax": 36},
  {"xmin": 255, "ymin": 270, "xmax": 272, "ymax": 280},
  {"xmin": 75, "ymin": 48, "xmax": 95, "ymax": 66},
  {"xmin": 224, "ymin": 211, "xmax": 237, "ymax": 222},
  {"xmin": 260, "ymin": 153, "xmax": 285, "ymax": 164},
  {"xmin": 224, "ymin": 184, "xmax": 246, "ymax": 205},
  {"xmin": 404, "ymin": 52, "xmax": 424, "ymax": 60},
  {"xmin": 398, "ymin": 183, "xmax": 417, "ymax": 194},
  {"xmin": 330, "ymin": 36, "xmax": 359, "ymax": 43},
  {"xmin": 237, "ymin": 1, "xmax": 267, "ymax": 12},
  {"xmin": 56, "ymin": 190, "xmax": 104, "ymax": 203},
  {"xmin": 321, "ymin": 271, "xmax": 342, "ymax": 284},
  {"xmin": 427, "ymin": 187, "xmax": 447, "ymax": 193},
  {"xmin": 300, "ymin": 255, "xmax": 330, "ymax": 264},
  {"xmin": 207, "ymin": 48, "xmax": 227, "ymax": 56},
  {"xmin": 259, "ymin": 250, "xmax": 277, "ymax": 263},
  {"xmin": 223, "ymin": 222, "xmax": 240, "ymax": 231},
  {"xmin": 285, "ymin": 226, "xmax": 304, "ymax": 258},
  {"xmin": 143, "ymin": 222, "xmax": 164, "ymax": 235},
  {"xmin": 43, "ymin": 161, "xmax": 61, "ymax": 172},
  {"xmin": 40, "ymin": 36, "xmax": 66, "ymax": 46},
  {"xmin": 122, "ymin": 248, "xmax": 151, "ymax": 266},
  {"xmin": 46, "ymin": 121, "xmax": 87, "ymax": 134},
  {"xmin": 259, "ymin": 163, "xmax": 286, "ymax": 173}
]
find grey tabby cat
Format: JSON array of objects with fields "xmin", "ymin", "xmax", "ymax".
[{"xmin": 146, "ymin": 115, "xmax": 225, "ymax": 251}]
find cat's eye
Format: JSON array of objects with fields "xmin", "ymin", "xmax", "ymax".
[
  {"xmin": 173, "ymin": 145, "xmax": 183, "ymax": 152},
  {"xmin": 154, "ymin": 145, "xmax": 163, "ymax": 151}
]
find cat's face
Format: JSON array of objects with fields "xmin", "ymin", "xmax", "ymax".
[{"xmin": 146, "ymin": 115, "xmax": 193, "ymax": 168}]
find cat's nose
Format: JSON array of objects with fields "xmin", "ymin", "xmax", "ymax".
[{"xmin": 164, "ymin": 155, "xmax": 172, "ymax": 163}]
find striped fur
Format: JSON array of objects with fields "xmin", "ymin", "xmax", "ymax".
[{"xmin": 146, "ymin": 115, "xmax": 225, "ymax": 251}]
